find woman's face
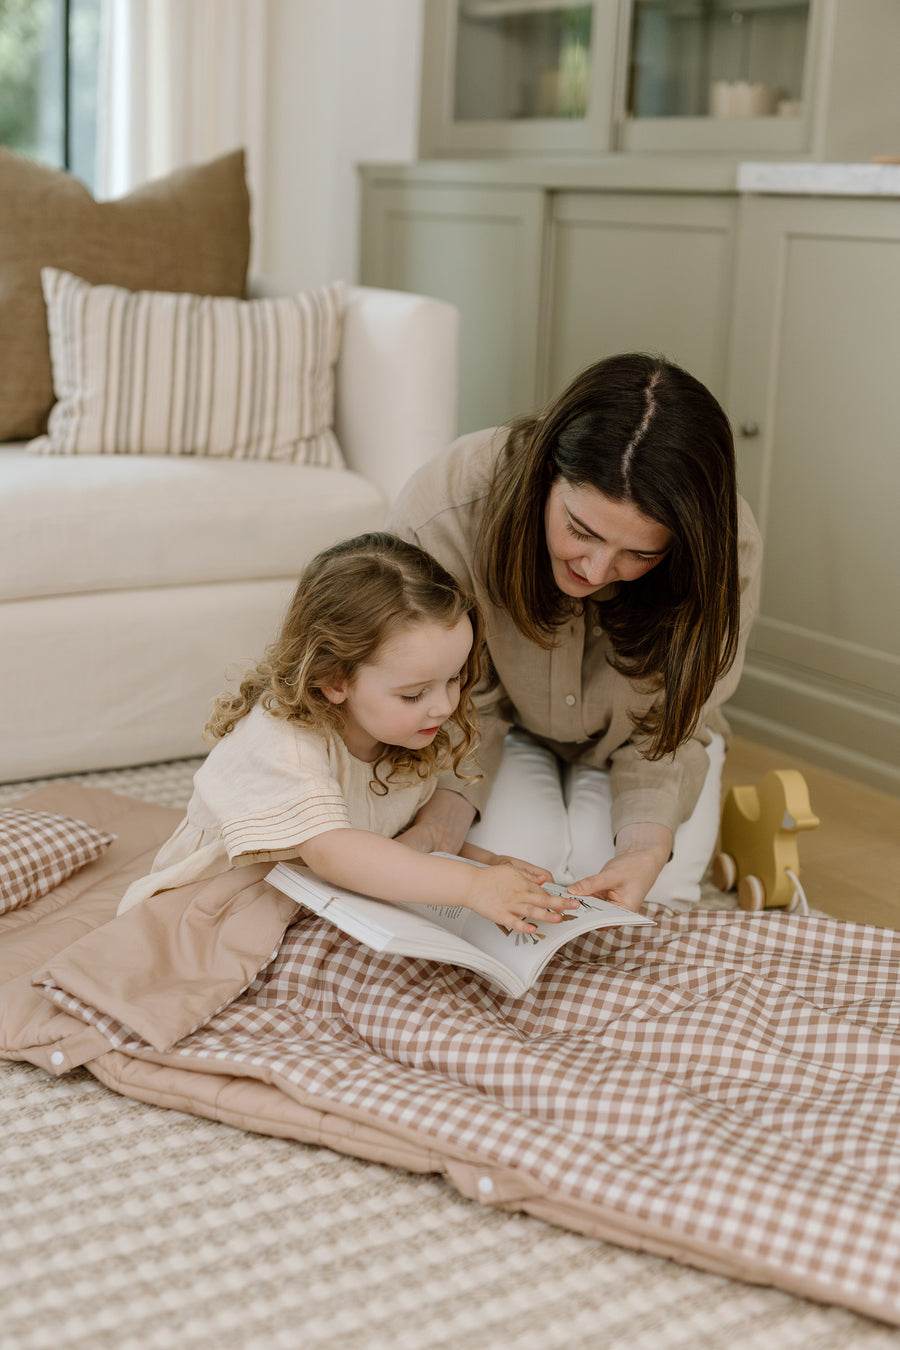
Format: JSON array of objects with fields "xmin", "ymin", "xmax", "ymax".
[{"xmin": 544, "ymin": 478, "xmax": 673, "ymax": 597}]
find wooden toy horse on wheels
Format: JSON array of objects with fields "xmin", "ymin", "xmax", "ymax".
[{"xmin": 713, "ymin": 769, "xmax": 820, "ymax": 913}]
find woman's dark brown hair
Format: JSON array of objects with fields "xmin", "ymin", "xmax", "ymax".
[
  {"xmin": 206, "ymin": 533, "xmax": 483, "ymax": 792},
  {"xmin": 480, "ymin": 353, "xmax": 740, "ymax": 759}
]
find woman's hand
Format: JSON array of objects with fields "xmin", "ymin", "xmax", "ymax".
[
  {"xmin": 462, "ymin": 864, "xmax": 580, "ymax": 934},
  {"xmin": 567, "ymin": 822, "xmax": 674, "ymax": 913},
  {"xmin": 459, "ymin": 840, "xmax": 553, "ymax": 886}
]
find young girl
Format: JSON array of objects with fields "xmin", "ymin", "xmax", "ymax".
[{"xmin": 118, "ymin": 533, "xmax": 577, "ymax": 934}]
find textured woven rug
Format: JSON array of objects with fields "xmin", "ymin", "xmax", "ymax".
[{"xmin": 0, "ymin": 761, "xmax": 895, "ymax": 1350}]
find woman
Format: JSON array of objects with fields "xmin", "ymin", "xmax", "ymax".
[{"xmin": 387, "ymin": 353, "xmax": 762, "ymax": 913}]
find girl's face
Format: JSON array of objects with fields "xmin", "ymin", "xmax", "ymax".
[
  {"xmin": 323, "ymin": 616, "xmax": 474, "ymax": 763},
  {"xmin": 543, "ymin": 478, "xmax": 672, "ymax": 597}
]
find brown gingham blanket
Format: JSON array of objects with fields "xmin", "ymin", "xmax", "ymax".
[{"xmin": 2, "ymin": 786, "xmax": 899, "ymax": 1326}]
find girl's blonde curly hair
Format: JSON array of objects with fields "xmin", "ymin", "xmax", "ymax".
[{"xmin": 205, "ymin": 533, "xmax": 483, "ymax": 793}]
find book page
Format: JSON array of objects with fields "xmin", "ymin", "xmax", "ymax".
[
  {"xmin": 268, "ymin": 858, "xmax": 653, "ymax": 993},
  {"xmin": 406, "ymin": 886, "xmax": 652, "ymax": 986}
]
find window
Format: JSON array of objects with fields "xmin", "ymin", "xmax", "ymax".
[{"xmin": 0, "ymin": 0, "xmax": 102, "ymax": 188}]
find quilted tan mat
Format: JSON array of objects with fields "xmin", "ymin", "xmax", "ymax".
[{"xmin": 1, "ymin": 774, "xmax": 899, "ymax": 1347}]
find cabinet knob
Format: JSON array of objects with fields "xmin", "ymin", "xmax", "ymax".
[{"xmin": 739, "ymin": 420, "xmax": 760, "ymax": 438}]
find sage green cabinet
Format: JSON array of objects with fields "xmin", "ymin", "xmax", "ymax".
[
  {"xmin": 725, "ymin": 195, "xmax": 900, "ymax": 793},
  {"xmin": 358, "ymin": 167, "xmax": 739, "ymax": 431},
  {"xmin": 544, "ymin": 191, "xmax": 737, "ymax": 404},
  {"xmin": 419, "ymin": 0, "xmax": 900, "ymax": 162},
  {"xmin": 359, "ymin": 179, "xmax": 545, "ymax": 433}
]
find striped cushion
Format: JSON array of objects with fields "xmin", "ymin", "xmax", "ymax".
[
  {"xmin": 0, "ymin": 809, "xmax": 115, "ymax": 914},
  {"xmin": 29, "ymin": 268, "xmax": 345, "ymax": 465}
]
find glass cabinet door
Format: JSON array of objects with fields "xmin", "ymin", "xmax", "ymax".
[
  {"xmin": 453, "ymin": 3, "xmax": 593, "ymax": 124},
  {"xmin": 620, "ymin": 0, "xmax": 815, "ymax": 152},
  {"xmin": 419, "ymin": 1, "xmax": 621, "ymax": 155}
]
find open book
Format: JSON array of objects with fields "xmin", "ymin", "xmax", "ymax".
[{"xmin": 266, "ymin": 855, "xmax": 655, "ymax": 997}]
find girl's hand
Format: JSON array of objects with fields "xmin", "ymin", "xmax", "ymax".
[
  {"xmin": 567, "ymin": 822, "xmax": 673, "ymax": 913},
  {"xmin": 302, "ymin": 828, "xmax": 574, "ymax": 932},
  {"xmin": 462, "ymin": 864, "xmax": 580, "ymax": 933}
]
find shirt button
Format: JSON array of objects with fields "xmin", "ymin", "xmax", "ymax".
[
  {"xmin": 565, "ymin": 694, "xmax": 577, "ymax": 706},
  {"xmin": 50, "ymin": 1051, "xmax": 65, "ymax": 1067},
  {"xmin": 592, "ymin": 625, "xmax": 603, "ymax": 637},
  {"xmin": 477, "ymin": 1176, "xmax": 495, "ymax": 1197}
]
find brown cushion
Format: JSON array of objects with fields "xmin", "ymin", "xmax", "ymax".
[
  {"xmin": 0, "ymin": 148, "xmax": 251, "ymax": 442},
  {"xmin": 0, "ymin": 808, "xmax": 116, "ymax": 914}
]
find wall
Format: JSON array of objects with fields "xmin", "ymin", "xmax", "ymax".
[{"xmin": 260, "ymin": 0, "xmax": 424, "ymax": 289}]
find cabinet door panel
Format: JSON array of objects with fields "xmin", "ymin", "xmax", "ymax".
[
  {"xmin": 360, "ymin": 184, "xmax": 545, "ymax": 433},
  {"xmin": 763, "ymin": 233, "xmax": 900, "ymax": 667},
  {"xmin": 546, "ymin": 193, "xmax": 737, "ymax": 405},
  {"xmin": 726, "ymin": 197, "xmax": 900, "ymax": 791}
]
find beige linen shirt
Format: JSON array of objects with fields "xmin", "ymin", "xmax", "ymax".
[
  {"xmin": 118, "ymin": 705, "xmax": 437, "ymax": 912},
  {"xmin": 388, "ymin": 427, "xmax": 762, "ymax": 838}
]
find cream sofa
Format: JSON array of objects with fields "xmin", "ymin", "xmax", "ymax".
[{"xmin": 0, "ymin": 284, "xmax": 459, "ymax": 783}]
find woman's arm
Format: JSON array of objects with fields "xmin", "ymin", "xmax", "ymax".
[
  {"xmin": 395, "ymin": 795, "xmax": 553, "ymax": 885},
  {"xmin": 392, "ymin": 787, "xmax": 477, "ymax": 855},
  {"xmin": 299, "ymin": 827, "xmax": 577, "ymax": 933}
]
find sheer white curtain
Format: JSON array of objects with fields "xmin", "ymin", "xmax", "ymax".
[{"xmin": 95, "ymin": 0, "xmax": 267, "ymax": 216}]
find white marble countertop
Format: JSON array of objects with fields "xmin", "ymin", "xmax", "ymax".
[
  {"xmin": 738, "ymin": 162, "xmax": 900, "ymax": 197},
  {"xmin": 364, "ymin": 157, "xmax": 900, "ymax": 198}
]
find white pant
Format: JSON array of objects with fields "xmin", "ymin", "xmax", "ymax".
[{"xmin": 465, "ymin": 728, "xmax": 725, "ymax": 903}]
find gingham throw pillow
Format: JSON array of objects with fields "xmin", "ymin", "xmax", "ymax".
[
  {"xmin": 30, "ymin": 268, "xmax": 346, "ymax": 465},
  {"xmin": 0, "ymin": 809, "xmax": 116, "ymax": 914}
]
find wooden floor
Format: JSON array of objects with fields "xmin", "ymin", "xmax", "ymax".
[{"xmin": 722, "ymin": 735, "xmax": 900, "ymax": 930}]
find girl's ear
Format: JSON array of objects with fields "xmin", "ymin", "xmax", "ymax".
[{"xmin": 320, "ymin": 683, "xmax": 347, "ymax": 706}]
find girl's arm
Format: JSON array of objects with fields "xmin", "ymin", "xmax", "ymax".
[{"xmin": 299, "ymin": 827, "xmax": 578, "ymax": 934}]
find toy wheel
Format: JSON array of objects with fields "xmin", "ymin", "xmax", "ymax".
[
  {"xmin": 712, "ymin": 851, "xmax": 737, "ymax": 892},
  {"xmin": 738, "ymin": 875, "xmax": 766, "ymax": 911}
]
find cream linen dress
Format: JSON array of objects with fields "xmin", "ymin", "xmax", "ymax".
[{"xmin": 117, "ymin": 704, "xmax": 437, "ymax": 914}]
